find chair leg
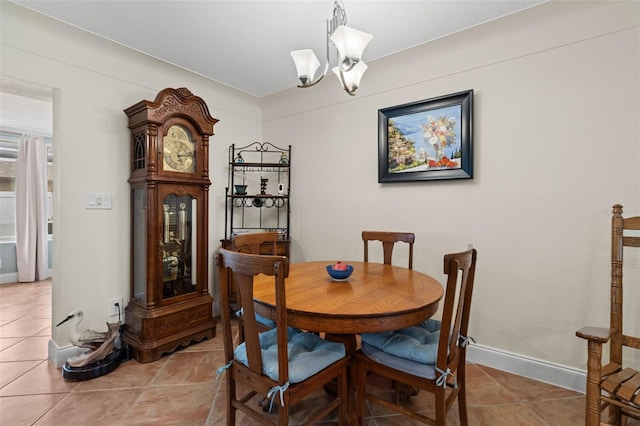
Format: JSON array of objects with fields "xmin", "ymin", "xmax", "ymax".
[
  {"xmin": 355, "ymin": 357, "xmax": 366, "ymax": 425},
  {"xmin": 393, "ymin": 379, "xmax": 400, "ymax": 404},
  {"xmin": 458, "ymin": 385, "xmax": 468, "ymax": 426},
  {"xmin": 226, "ymin": 379, "xmax": 235, "ymax": 426},
  {"xmin": 277, "ymin": 401, "xmax": 289, "ymax": 426},
  {"xmin": 435, "ymin": 387, "xmax": 447, "ymax": 426},
  {"xmin": 457, "ymin": 365, "xmax": 468, "ymax": 426},
  {"xmin": 585, "ymin": 340, "xmax": 603, "ymax": 426},
  {"xmin": 338, "ymin": 363, "xmax": 348, "ymax": 426},
  {"xmin": 611, "ymin": 407, "xmax": 622, "ymax": 426}
]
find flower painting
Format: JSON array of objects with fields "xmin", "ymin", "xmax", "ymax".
[
  {"xmin": 378, "ymin": 90, "xmax": 473, "ymax": 183},
  {"xmin": 388, "ymin": 106, "xmax": 461, "ymax": 173}
]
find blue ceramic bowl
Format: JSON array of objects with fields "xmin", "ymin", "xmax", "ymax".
[{"xmin": 326, "ymin": 264, "xmax": 353, "ymax": 281}]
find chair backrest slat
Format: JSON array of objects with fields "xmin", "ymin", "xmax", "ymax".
[
  {"xmin": 623, "ymin": 236, "xmax": 640, "ymax": 248},
  {"xmin": 623, "ymin": 215, "xmax": 640, "ymax": 230},
  {"xmin": 362, "ymin": 231, "xmax": 415, "ymax": 269}
]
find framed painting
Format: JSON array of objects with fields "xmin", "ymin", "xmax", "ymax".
[{"xmin": 378, "ymin": 90, "xmax": 473, "ymax": 183}]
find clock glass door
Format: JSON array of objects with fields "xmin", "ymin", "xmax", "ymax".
[
  {"xmin": 132, "ymin": 188, "xmax": 147, "ymax": 303},
  {"xmin": 161, "ymin": 193, "xmax": 197, "ymax": 299}
]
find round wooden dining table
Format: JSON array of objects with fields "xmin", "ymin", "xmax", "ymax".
[{"xmin": 252, "ymin": 260, "xmax": 444, "ymax": 353}]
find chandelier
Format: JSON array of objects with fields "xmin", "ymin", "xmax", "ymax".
[{"xmin": 290, "ymin": 0, "xmax": 373, "ymax": 96}]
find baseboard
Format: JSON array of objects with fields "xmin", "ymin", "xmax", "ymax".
[
  {"xmin": 0, "ymin": 269, "xmax": 52, "ymax": 285},
  {"xmin": 467, "ymin": 343, "xmax": 586, "ymax": 393},
  {"xmin": 212, "ymin": 301, "xmax": 221, "ymax": 318},
  {"xmin": 48, "ymin": 338, "xmax": 89, "ymax": 368},
  {"xmin": 0, "ymin": 272, "xmax": 19, "ymax": 284}
]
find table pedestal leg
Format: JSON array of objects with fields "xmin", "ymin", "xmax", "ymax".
[{"xmin": 325, "ymin": 333, "xmax": 357, "ymax": 355}]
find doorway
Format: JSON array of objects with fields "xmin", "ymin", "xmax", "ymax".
[{"xmin": 0, "ymin": 80, "xmax": 54, "ymax": 284}]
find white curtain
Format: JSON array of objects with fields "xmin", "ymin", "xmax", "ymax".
[{"xmin": 15, "ymin": 134, "xmax": 50, "ymax": 282}]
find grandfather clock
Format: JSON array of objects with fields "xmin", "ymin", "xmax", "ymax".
[{"xmin": 123, "ymin": 87, "xmax": 218, "ymax": 362}]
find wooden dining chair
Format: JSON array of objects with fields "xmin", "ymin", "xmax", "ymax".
[
  {"xmin": 362, "ymin": 231, "xmax": 417, "ymax": 397},
  {"xmin": 355, "ymin": 247, "xmax": 477, "ymax": 425},
  {"xmin": 216, "ymin": 249, "xmax": 348, "ymax": 425},
  {"xmin": 362, "ymin": 231, "xmax": 415, "ymax": 269},
  {"xmin": 576, "ymin": 204, "xmax": 640, "ymax": 425},
  {"xmin": 230, "ymin": 231, "xmax": 280, "ymax": 341}
]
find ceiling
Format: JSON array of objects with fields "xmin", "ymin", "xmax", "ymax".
[{"xmin": 11, "ymin": 0, "xmax": 546, "ymax": 98}]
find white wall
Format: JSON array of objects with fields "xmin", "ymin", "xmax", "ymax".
[
  {"xmin": 260, "ymin": 0, "xmax": 640, "ymax": 373},
  {"xmin": 1, "ymin": 2, "xmax": 262, "ymax": 349}
]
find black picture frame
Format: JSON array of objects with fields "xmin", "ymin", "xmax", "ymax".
[{"xmin": 378, "ymin": 90, "xmax": 473, "ymax": 183}]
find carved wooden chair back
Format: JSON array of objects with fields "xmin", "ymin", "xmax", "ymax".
[
  {"xmin": 216, "ymin": 249, "xmax": 348, "ymax": 425},
  {"xmin": 362, "ymin": 231, "xmax": 415, "ymax": 269},
  {"xmin": 576, "ymin": 204, "xmax": 640, "ymax": 425},
  {"xmin": 355, "ymin": 247, "xmax": 477, "ymax": 425},
  {"xmin": 231, "ymin": 231, "xmax": 279, "ymax": 255}
]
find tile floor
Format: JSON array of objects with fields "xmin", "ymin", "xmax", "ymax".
[{"xmin": 0, "ymin": 279, "xmax": 632, "ymax": 425}]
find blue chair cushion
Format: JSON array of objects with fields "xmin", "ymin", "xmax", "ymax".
[
  {"xmin": 234, "ymin": 327, "xmax": 346, "ymax": 383},
  {"xmin": 361, "ymin": 342, "xmax": 436, "ymax": 379},
  {"xmin": 256, "ymin": 313, "xmax": 276, "ymax": 328},
  {"xmin": 235, "ymin": 307, "xmax": 276, "ymax": 329},
  {"xmin": 360, "ymin": 318, "xmax": 441, "ymax": 364}
]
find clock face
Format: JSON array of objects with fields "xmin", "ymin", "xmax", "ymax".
[{"xmin": 163, "ymin": 125, "xmax": 195, "ymax": 173}]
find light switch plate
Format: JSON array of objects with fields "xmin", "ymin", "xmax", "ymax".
[{"xmin": 86, "ymin": 193, "xmax": 112, "ymax": 209}]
